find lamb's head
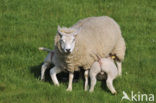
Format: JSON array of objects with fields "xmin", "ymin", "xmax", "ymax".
[{"xmin": 57, "ymin": 26, "xmax": 80, "ymax": 54}]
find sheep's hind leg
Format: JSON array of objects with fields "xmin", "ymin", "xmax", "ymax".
[
  {"xmin": 66, "ymin": 72, "xmax": 74, "ymax": 91},
  {"xmin": 106, "ymin": 76, "xmax": 117, "ymax": 94},
  {"xmin": 84, "ymin": 70, "xmax": 89, "ymax": 91},
  {"xmin": 41, "ymin": 63, "xmax": 49, "ymax": 81},
  {"xmin": 89, "ymin": 72, "xmax": 97, "ymax": 92},
  {"xmin": 50, "ymin": 66, "xmax": 62, "ymax": 86}
]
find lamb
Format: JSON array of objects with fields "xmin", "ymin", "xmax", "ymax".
[
  {"xmin": 50, "ymin": 16, "xmax": 126, "ymax": 91},
  {"xmin": 39, "ymin": 47, "xmax": 54, "ymax": 81},
  {"xmin": 89, "ymin": 56, "xmax": 119, "ymax": 94}
]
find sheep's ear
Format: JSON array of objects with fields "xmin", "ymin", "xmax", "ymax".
[
  {"xmin": 57, "ymin": 25, "xmax": 63, "ymax": 37},
  {"xmin": 73, "ymin": 28, "xmax": 81, "ymax": 36}
]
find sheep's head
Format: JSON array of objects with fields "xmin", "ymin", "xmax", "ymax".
[{"xmin": 57, "ymin": 26, "xmax": 80, "ymax": 54}]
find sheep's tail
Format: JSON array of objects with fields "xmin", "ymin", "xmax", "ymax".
[{"xmin": 38, "ymin": 47, "xmax": 53, "ymax": 52}]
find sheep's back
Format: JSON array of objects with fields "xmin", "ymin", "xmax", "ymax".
[{"xmin": 74, "ymin": 16, "xmax": 121, "ymax": 60}]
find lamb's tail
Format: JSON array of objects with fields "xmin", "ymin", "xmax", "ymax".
[{"xmin": 38, "ymin": 47, "xmax": 53, "ymax": 52}]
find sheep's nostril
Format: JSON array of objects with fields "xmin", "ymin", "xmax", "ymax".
[{"xmin": 66, "ymin": 49, "xmax": 70, "ymax": 53}]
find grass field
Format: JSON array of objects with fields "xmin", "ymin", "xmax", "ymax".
[{"xmin": 0, "ymin": 0, "xmax": 156, "ymax": 103}]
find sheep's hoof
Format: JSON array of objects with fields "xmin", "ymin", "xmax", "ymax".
[
  {"xmin": 89, "ymin": 89, "xmax": 94, "ymax": 93},
  {"xmin": 118, "ymin": 72, "xmax": 122, "ymax": 77},
  {"xmin": 41, "ymin": 78, "xmax": 45, "ymax": 81},
  {"xmin": 84, "ymin": 89, "xmax": 88, "ymax": 91},
  {"xmin": 54, "ymin": 83, "xmax": 60, "ymax": 87},
  {"xmin": 84, "ymin": 87, "xmax": 88, "ymax": 91},
  {"xmin": 66, "ymin": 88, "xmax": 72, "ymax": 91},
  {"xmin": 112, "ymin": 91, "xmax": 117, "ymax": 95}
]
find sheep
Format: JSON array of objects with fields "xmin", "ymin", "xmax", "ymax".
[
  {"xmin": 50, "ymin": 16, "xmax": 126, "ymax": 91},
  {"xmin": 39, "ymin": 48, "xmax": 91, "ymax": 91},
  {"xmin": 39, "ymin": 47, "xmax": 54, "ymax": 81},
  {"xmin": 89, "ymin": 56, "xmax": 119, "ymax": 94}
]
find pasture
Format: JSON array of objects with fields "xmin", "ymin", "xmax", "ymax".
[{"xmin": 0, "ymin": 0, "xmax": 155, "ymax": 102}]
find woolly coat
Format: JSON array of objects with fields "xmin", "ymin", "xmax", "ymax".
[{"xmin": 52, "ymin": 16, "xmax": 126, "ymax": 72}]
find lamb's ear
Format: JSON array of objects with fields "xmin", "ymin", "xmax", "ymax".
[
  {"xmin": 73, "ymin": 28, "xmax": 81, "ymax": 36},
  {"xmin": 57, "ymin": 25, "xmax": 63, "ymax": 37}
]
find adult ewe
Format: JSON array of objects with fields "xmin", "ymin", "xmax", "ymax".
[{"xmin": 50, "ymin": 16, "xmax": 126, "ymax": 91}]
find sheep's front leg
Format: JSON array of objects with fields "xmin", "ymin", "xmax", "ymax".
[
  {"xmin": 116, "ymin": 61, "xmax": 122, "ymax": 76},
  {"xmin": 50, "ymin": 66, "xmax": 62, "ymax": 86},
  {"xmin": 84, "ymin": 70, "xmax": 89, "ymax": 91},
  {"xmin": 66, "ymin": 72, "xmax": 74, "ymax": 91},
  {"xmin": 41, "ymin": 63, "xmax": 49, "ymax": 81}
]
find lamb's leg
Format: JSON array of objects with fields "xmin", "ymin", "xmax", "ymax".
[
  {"xmin": 116, "ymin": 61, "xmax": 122, "ymax": 76},
  {"xmin": 106, "ymin": 76, "xmax": 117, "ymax": 94},
  {"xmin": 84, "ymin": 70, "xmax": 89, "ymax": 91},
  {"xmin": 50, "ymin": 66, "xmax": 62, "ymax": 86},
  {"xmin": 89, "ymin": 72, "xmax": 97, "ymax": 92},
  {"xmin": 66, "ymin": 72, "xmax": 74, "ymax": 91},
  {"xmin": 41, "ymin": 63, "xmax": 49, "ymax": 81}
]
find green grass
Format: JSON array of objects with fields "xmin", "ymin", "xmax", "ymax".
[{"xmin": 0, "ymin": 0, "xmax": 156, "ymax": 103}]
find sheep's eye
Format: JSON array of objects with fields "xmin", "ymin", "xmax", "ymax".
[
  {"xmin": 60, "ymin": 39, "xmax": 65, "ymax": 43},
  {"xmin": 60, "ymin": 39, "xmax": 63, "ymax": 43},
  {"xmin": 60, "ymin": 38, "xmax": 63, "ymax": 41}
]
